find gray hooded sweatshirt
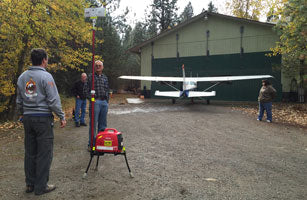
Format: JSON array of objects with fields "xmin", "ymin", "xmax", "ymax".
[{"xmin": 16, "ymin": 66, "xmax": 65, "ymax": 120}]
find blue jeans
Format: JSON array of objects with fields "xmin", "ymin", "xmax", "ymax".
[
  {"xmin": 75, "ymin": 98, "xmax": 86, "ymax": 124},
  {"xmin": 88, "ymin": 100, "xmax": 108, "ymax": 147},
  {"xmin": 258, "ymin": 102, "xmax": 272, "ymax": 122}
]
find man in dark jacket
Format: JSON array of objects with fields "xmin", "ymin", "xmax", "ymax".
[
  {"xmin": 16, "ymin": 48, "xmax": 66, "ymax": 195},
  {"xmin": 258, "ymin": 79, "xmax": 277, "ymax": 123},
  {"xmin": 72, "ymin": 73, "xmax": 87, "ymax": 127}
]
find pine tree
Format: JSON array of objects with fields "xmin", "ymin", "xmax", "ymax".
[
  {"xmin": 179, "ymin": 1, "xmax": 194, "ymax": 22},
  {"xmin": 150, "ymin": 0, "xmax": 179, "ymax": 31},
  {"xmin": 146, "ymin": 6, "xmax": 159, "ymax": 38},
  {"xmin": 208, "ymin": 1, "xmax": 218, "ymax": 13}
]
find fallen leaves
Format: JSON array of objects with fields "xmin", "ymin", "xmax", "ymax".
[
  {"xmin": 231, "ymin": 103, "xmax": 307, "ymax": 128},
  {"xmin": 0, "ymin": 121, "xmax": 23, "ymax": 130}
]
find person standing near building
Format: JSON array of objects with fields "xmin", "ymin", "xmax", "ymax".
[
  {"xmin": 72, "ymin": 73, "xmax": 87, "ymax": 127},
  {"xmin": 16, "ymin": 48, "xmax": 66, "ymax": 195},
  {"xmin": 257, "ymin": 79, "xmax": 277, "ymax": 123},
  {"xmin": 84, "ymin": 60, "xmax": 109, "ymax": 151}
]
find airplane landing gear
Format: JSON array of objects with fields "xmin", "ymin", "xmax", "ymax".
[
  {"xmin": 207, "ymin": 99, "xmax": 210, "ymax": 104},
  {"xmin": 172, "ymin": 99, "xmax": 176, "ymax": 104},
  {"xmin": 191, "ymin": 98, "xmax": 194, "ymax": 104}
]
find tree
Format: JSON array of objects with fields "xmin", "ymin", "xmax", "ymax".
[
  {"xmin": 226, "ymin": 0, "xmax": 264, "ymax": 20},
  {"xmin": 146, "ymin": 6, "xmax": 159, "ymax": 38},
  {"xmin": 0, "ymin": 0, "xmax": 93, "ymax": 118},
  {"xmin": 120, "ymin": 22, "xmax": 147, "ymax": 90},
  {"xmin": 179, "ymin": 1, "xmax": 194, "ymax": 22},
  {"xmin": 131, "ymin": 22, "xmax": 147, "ymax": 46},
  {"xmin": 271, "ymin": 0, "xmax": 307, "ymax": 88},
  {"xmin": 208, "ymin": 1, "xmax": 218, "ymax": 13},
  {"xmin": 150, "ymin": 0, "xmax": 179, "ymax": 31},
  {"xmin": 89, "ymin": 14, "xmax": 123, "ymax": 90}
]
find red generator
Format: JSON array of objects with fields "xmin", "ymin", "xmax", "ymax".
[
  {"xmin": 83, "ymin": 128, "xmax": 133, "ymax": 178},
  {"xmin": 95, "ymin": 128, "xmax": 123, "ymax": 153}
]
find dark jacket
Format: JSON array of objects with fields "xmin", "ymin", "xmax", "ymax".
[
  {"xmin": 72, "ymin": 80, "xmax": 86, "ymax": 100},
  {"xmin": 258, "ymin": 85, "xmax": 276, "ymax": 103}
]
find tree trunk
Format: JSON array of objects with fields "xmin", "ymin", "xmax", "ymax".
[{"xmin": 7, "ymin": 36, "xmax": 29, "ymax": 120}]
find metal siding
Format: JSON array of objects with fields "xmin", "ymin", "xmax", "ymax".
[
  {"xmin": 140, "ymin": 45, "xmax": 152, "ymax": 89},
  {"xmin": 207, "ymin": 17, "xmax": 278, "ymax": 55},
  {"xmin": 154, "ymin": 34, "xmax": 177, "ymax": 58},
  {"xmin": 144, "ymin": 17, "xmax": 278, "ymax": 59},
  {"xmin": 178, "ymin": 20, "xmax": 207, "ymax": 57}
]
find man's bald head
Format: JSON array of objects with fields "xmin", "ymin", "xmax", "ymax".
[{"xmin": 81, "ymin": 73, "xmax": 87, "ymax": 82}]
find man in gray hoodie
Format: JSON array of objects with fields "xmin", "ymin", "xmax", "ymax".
[{"xmin": 16, "ymin": 48, "xmax": 66, "ymax": 195}]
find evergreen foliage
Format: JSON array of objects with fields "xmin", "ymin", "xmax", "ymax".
[
  {"xmin": 179, "ymin": 2, "xmax": 194, "ymax": 22},
  {"xmin": 208, "ymin": 1, "xmax": 218, "ymax": 13},
  {"xmin": 150, "ymin": 0, "xmax": 179, "ymax": 31}
]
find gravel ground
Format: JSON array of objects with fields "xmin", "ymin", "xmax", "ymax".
[{"xmin": 0, "ymin": 99, "xmax": 306, "ymax": 200}]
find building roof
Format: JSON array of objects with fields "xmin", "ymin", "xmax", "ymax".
[{"xmin": 128, "ymin": 11, "xmax": 275, "ymax": 54}]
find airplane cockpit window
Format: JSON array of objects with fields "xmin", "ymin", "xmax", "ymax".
[{"xmin": 188, "ymin": 81, "xmax": 197, "ymax": 85}]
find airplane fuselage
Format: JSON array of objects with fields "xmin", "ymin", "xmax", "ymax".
[{"xmin": 183, "ymin": 81, "xmax": 197, "ymax": 91}]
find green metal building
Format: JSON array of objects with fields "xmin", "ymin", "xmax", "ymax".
[{"xmin": 129, "ymin": 12, "xmax": 282, "ymax": 101}]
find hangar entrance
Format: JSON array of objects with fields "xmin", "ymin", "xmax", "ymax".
[{"xmin": 151, "ymin": 52, "xmax": 282, "ymax": 101}]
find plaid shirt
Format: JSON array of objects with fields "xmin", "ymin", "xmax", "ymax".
[{"xmin": 84, "ymin": 73, "xmax": 109, "ymax": 101}]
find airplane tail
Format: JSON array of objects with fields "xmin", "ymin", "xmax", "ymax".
[{"xmin": 182, "ymin": 64, "xmax": 185, "ymax": 81}]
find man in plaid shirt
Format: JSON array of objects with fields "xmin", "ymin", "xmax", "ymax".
[{"xmin": 84, "ymin": 60, "xmax": 109, "ymax": 150}]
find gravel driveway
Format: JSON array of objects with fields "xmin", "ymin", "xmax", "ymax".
[{"xmin": 1, "ymin": 100, "xmax": 306, "ymax": 200}]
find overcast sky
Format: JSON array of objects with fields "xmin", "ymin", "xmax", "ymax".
[{"xmin": 113, "ymin": 0, "xmax": 229, "ymax": 27}]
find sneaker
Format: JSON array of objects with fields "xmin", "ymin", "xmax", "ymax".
[
  {"xmin": 257, "ymin": 119, "xmax": 261, "ymax": 121},
  {"xmin": 266, "ymin": 120, "xmax": 272, "ymax": 123},
  {"xmin": 34, "ymin": 184, "xmax": 56, "ymax": 195},
  {"xmin": 75, "ymin": 122, "xmax": 80, "ymax": 127},
  {"xmin": 25, "ymin": 185, "xmax": 34, "ymax": 193},
  {"xmin": 80, "ymin": 123, "xmax": 87, "ymax": 126}
]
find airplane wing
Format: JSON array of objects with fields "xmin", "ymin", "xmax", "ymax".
[
  {"xmin": 119, "ymin": 76, "xmax": 184, "ymax": 82},
  {"xmin": 187, "ymin": 91, "xmax": 216, "ymax": 97},
  {"xmin": 119, "ymin": 75, "xmax": 273, "ymax": 82},
  {"xmin": 155, "ymin": 91, "xmax": 181, "ymax": 97},
  {"xmin": 185, "ymin": 75, "xmax": 273, "ymax": 82}
]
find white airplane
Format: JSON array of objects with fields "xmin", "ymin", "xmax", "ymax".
[{"xmin": 119, "ymin": 65, "xmax": 273, "ymax": 104}]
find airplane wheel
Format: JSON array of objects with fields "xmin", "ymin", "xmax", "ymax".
[
  {"xmin": 206, "ymin": 99, "xmax": 210, "ymax": 105},
  {"xmin": 172, "ymin": 99, "xmax": 176, "ymax": 104}
]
